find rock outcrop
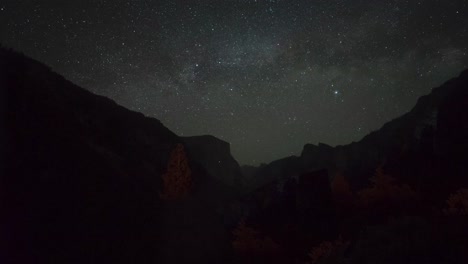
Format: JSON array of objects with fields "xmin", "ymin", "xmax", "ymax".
[{"xmin": 183, "ymin": 135, "xmax": 242, "ymax": 189}]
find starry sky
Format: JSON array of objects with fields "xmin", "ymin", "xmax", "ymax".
[{"xmin": 1, "ymin": 0, "xmax": 468, "ymax": 165}]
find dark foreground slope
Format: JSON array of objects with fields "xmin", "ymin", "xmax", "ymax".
[{"xmin": 0, "ymin": 48, "xmax": 240, "ymax": 264}]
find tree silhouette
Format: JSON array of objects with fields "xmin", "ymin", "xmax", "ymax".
[
  {"xmin": 160, "ymin": 143, "xmax": 192, "ymax": 200},
  {"xmin": 358, "ymin": 166, "xmax": 417, "ymax": 208},
  {"xmin": 444, "ymin": 188, "xmax": 468, "ymax": 215},
  {"xmin": 232, "ymin": 219, "xmax": 279, "ymax": 256},
  {"xmin": 309, "ymin": 236, "xmax": 349, "ymax": 264}
]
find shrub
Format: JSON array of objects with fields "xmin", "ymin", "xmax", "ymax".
[{"xmin": 444, "ymin": 188, "xmax": 468, "ymax": 215}]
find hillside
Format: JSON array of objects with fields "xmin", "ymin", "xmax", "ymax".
[
  {"xmin": 249, "ymin": 69, "xmax": 468, "ymax": 198},
  {"xmin": 237, "ymin": 69, "xmax": 468, "ymax": 264},
  {"xmin": 2, "ymin": 47, "xmax": 468, "ymax": 263},
  {"xmin": 0, "ymin": 48, "xmax": 241, "ymax": 264}
]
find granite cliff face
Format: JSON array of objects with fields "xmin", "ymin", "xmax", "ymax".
[{"xmin": 183, "ymin": 135, "xmax": 242, "ymax": 188}]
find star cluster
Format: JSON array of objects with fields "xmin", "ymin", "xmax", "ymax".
[{"xmin": 2, "ymin": 0, "xmax": 467, "ymax": 164}]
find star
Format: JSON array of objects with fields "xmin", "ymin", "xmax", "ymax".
[{"xmin": 2, "ymin": 0, "xmax": 466, "ymax": 165}]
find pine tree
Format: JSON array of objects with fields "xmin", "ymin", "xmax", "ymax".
[
  {"xmin": 232, "ymin": 219, "xmax": 279, "ymax": 255},
  {"xmin": 160, "ymin": 143, "xmax": 192, "ymax": 200},
  {"xmin": 444, "ymin": 188, "xmax": 468, "ymax": 215},
  {"xmin": 358, "ymin": 166, "xmax": 417, "ymax": 210},
  {"xmin": 309, "ymin": 236, "xmax": 349, "ymax": 264}
]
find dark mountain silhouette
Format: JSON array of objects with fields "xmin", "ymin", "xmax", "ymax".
[
  {"xmin": 237, "ymin": 70, "xmax": 468, "ymax": 264},
  {"xmin": 248, "ymin": 69, "xmax": 468, "ymax": 200},
  {"xmin": 2, "ymin": 46, "xmax": 468, "ymax": 264},
  {"xmin": 0, "ymin": 47, "xmax": 242, "ymax": 264}
]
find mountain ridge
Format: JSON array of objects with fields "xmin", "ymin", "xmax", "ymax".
[
  {"xmin": 246, "ymin": 68, "xmax": 468, "ymax": 197},
  {"xmin": 1, "ymin": 46, "xmax": 241, "ymax": 264}
]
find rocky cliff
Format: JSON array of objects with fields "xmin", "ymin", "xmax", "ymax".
[{"xmin": 183, "ymin": 135, "xmax": 242, "ymax": 188}]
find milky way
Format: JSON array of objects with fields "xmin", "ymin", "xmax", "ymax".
[{"xmin": 2, "ymin": 0, "xmax": 467, "ymax": 164}]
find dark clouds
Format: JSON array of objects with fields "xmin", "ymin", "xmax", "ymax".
[{"xmin": 1, "ymin": 0, "xmax": 467, "ymax": 164}]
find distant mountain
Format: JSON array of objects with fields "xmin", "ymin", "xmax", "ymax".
[
  {"xmin": 183, "ymin": 135, "xmax": 242, "ymax": 188},
  {"xmin": 0, "ymin": 48, "xmax": 241, "ymax": 264},
  {"xmin": 249, "ymin": 69, "xmax": 468, "ymax": 200}
]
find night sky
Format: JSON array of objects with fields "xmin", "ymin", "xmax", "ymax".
[{"xmin": 1, "ymin": 0, "xmax": 467, "ymax": 165}]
